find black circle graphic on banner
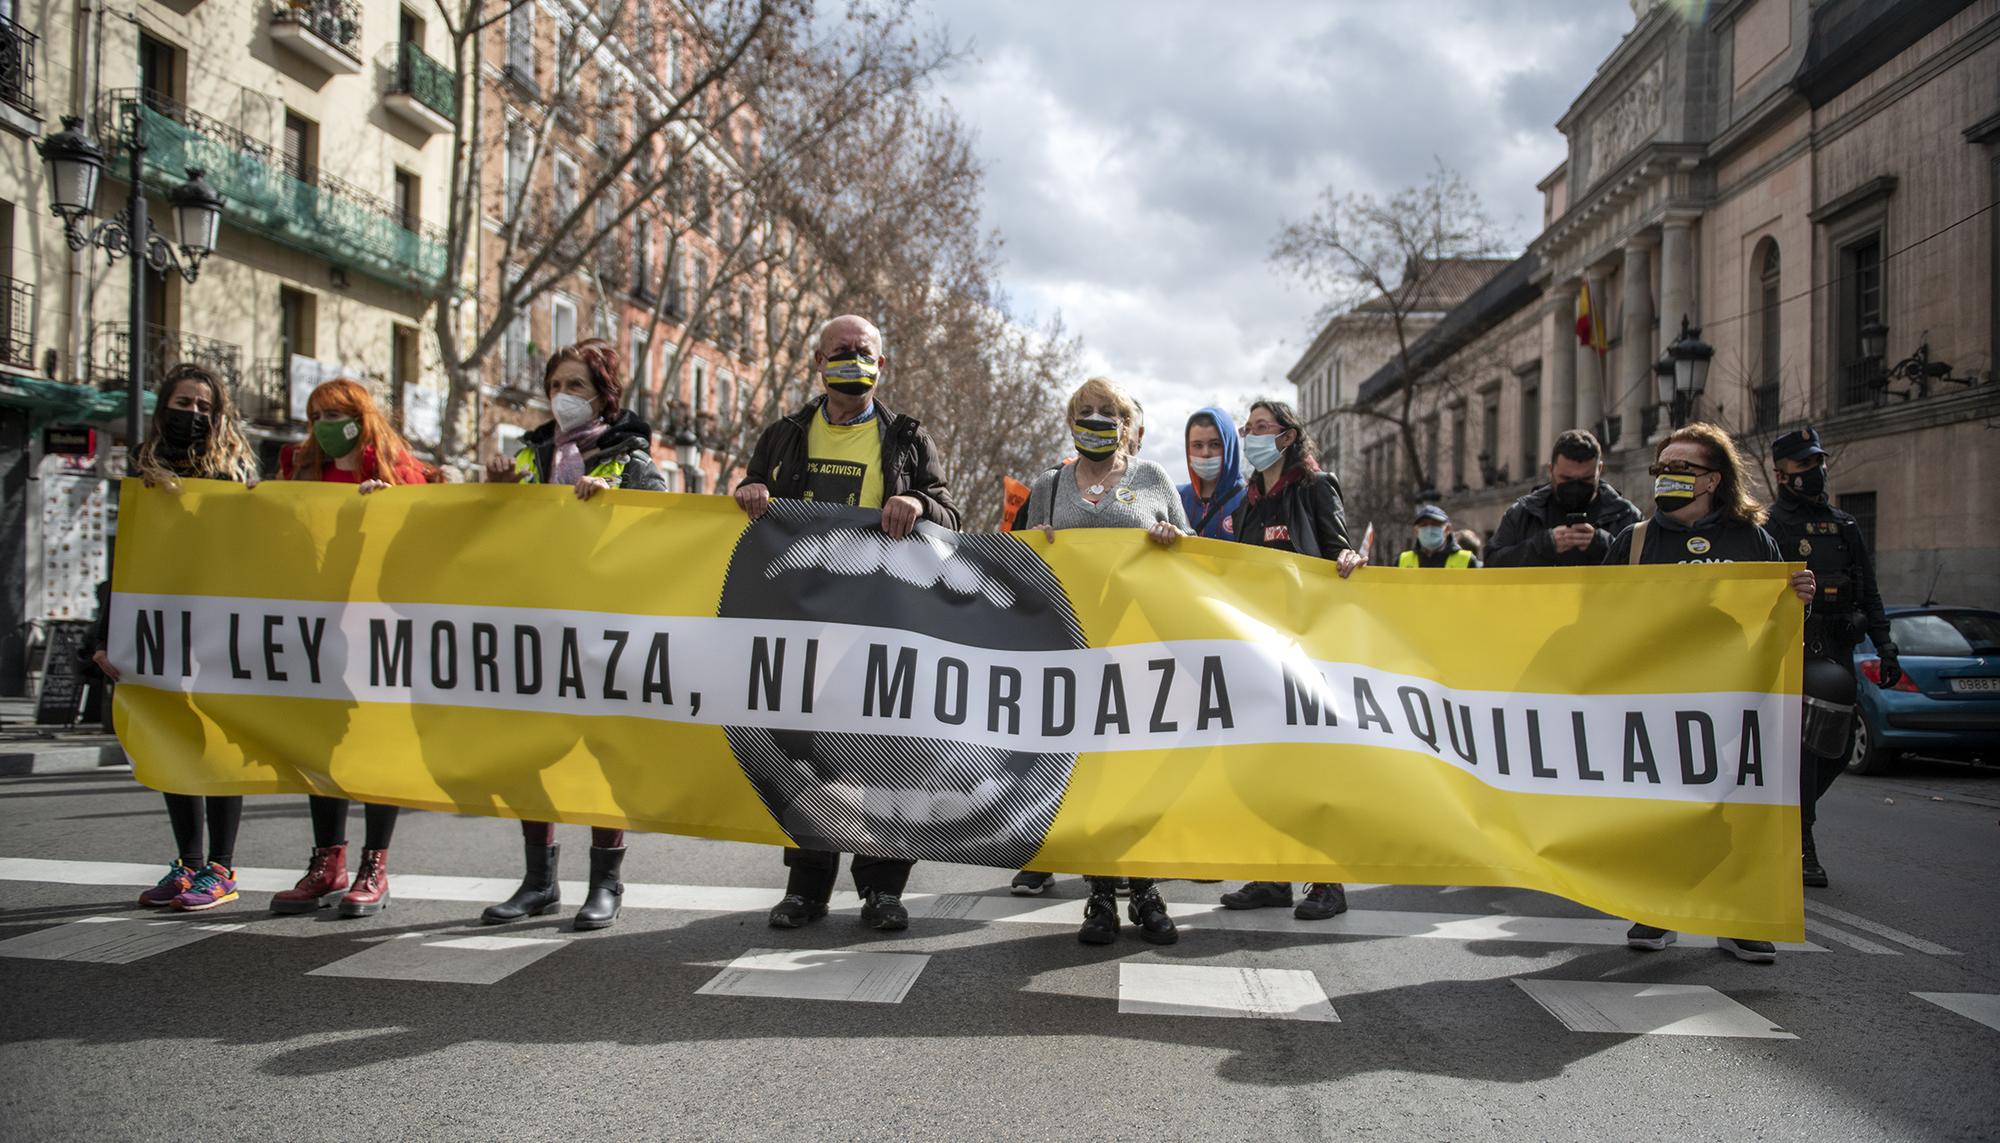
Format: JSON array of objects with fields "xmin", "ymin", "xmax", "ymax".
[{"xmin": 716, "ymin": 500, "xmax": 1085, "ymax": 869}]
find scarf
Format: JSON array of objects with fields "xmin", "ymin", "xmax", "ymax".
[{"xmin": 550, "ymin": 419, "xmax": 609, "ymax": 486}]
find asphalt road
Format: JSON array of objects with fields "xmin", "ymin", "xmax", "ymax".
[{"xmin": 1, "ymin": 757, "xmax": 1995, "ymax": 1142}]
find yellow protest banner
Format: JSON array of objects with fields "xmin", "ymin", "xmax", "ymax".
[{"xmin": 108, "ymin": 479, "xmax": 1805, "ymax": 939}]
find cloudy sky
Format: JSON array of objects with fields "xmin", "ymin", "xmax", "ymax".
[{"xmin": 918, "ymin": 0, "xmax": 1637, "ymax": 470}]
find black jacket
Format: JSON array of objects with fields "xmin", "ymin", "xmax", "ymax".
[
  {"xmin": 518, "ymin": 409, "xmax": 668, "ymax": 490},
  {"xmin": 1486, "ymin": 480, "xmax": 1642, "ymax": 567},
  {"xmin": 1605, "ymin": 510, "xmax": 1783, "ymax": 566},
  {"xmin": 1230, "ymin": 468, "xmax": 1353, "ymax": 559},
  {"xmin": 739, "ymin": 396, "xmax": 961, "ymax": 529},
  {"xmin": 1765, "ymin": 494, "xmax": 1890, "ymax": 650}
]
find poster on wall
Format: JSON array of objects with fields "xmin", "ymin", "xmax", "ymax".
[{"xmin": 37, "ymin": 454, "xmax": 107, "ymax": 622}]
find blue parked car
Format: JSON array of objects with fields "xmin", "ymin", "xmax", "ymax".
[{"xmin": 1849, "ymin": 606, "xmax": 2000, "ymax": 774}]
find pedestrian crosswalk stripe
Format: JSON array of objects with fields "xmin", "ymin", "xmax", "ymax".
[
  {"xmin": 1802, "ymin": 899, "xmax": 1959, "ymax": 956},
  {"xmin": 1804, "ymin": 919, "xmax": 1902, "ymax": 955},
  {"xmin": 1911, "ymin": 992, "xmax": 2000, "ymax": 1033},
  {"xmin": 1117, "ymin": 964, "xmax": 1339, "ymax": 1022},
  {"xmin": 0, "ymin": 915, "xmax": 241, "ymax": 964},
  {"xmin": 1514, "ymin": 979, "xmax": 1795, "ymax": 1039},
  {"xmin": 696, "ymin": 948, "xmax": 931, "ymax": 1004},
  {"xmin": 0, "ymin": 856, "xmax": 1835, "ymax": 952},
  {"xmin": 307, "ymin": 931, "xmax": 566, "ymax": 985}
]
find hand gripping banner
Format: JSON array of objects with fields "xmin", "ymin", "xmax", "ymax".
[{"xmin": 108, "ymin": 480, "xmax": 1806, "ymax": 939}]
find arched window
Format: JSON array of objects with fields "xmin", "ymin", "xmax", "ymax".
[{"xmin": 1754, "ymin": 239, "xmax": 1781, "ymax": 430}]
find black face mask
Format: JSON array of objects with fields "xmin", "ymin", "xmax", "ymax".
[
  {"xmin": 1781, "ymin": 466, "xmax": 1827, "ymax": 500},
  {"xmin": 157, "ymin": 407, "xmax": 212, "ymax": 452},
  {"xmin": 1552, "ymin": 479, "xmax": 1596, "ymax": 513}
]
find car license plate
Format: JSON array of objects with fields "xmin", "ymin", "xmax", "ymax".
[{"xmin": 1949, "ymin": 677, "xmax": 2000, "ymax": 694}]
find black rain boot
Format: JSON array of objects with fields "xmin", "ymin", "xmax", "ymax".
[
  {"xmin": 1802, "ymin": 827, "xmax": 1828, "ymax": 888},
  {"xmin": 482, "ymin": 841, "xmax": 561, "ymax": 923},
  {"xmin": 574, "ymin": 846, "xmax": 626, "ymax": 931}
]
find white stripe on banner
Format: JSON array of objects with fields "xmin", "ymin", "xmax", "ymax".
[{"xmin": 108, "ymin": 592, "xmax": 1798, "ymax": 806}]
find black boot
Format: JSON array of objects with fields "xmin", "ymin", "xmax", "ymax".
[
  {"xmin": 1078, "ymin": 882, "xmax": 1120, "ymax": 945},
  {"xmin": 574, "ymin": 846, "xmax": 625, "ymax": 931},
  {"xmin": 482, "ymin": 841, "xmax": 560, "ymax": 923},
  {"xmin": 1127, "ymin": 881, "xmax": 1178, "ymax": 945},
  {"xmin": 1802, "ymin": 827, "xmax": 1828, "ymax": 888}
]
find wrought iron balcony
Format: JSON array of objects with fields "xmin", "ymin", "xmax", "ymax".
[
  {"xmin": 88, "ymin": 321, "xmax": 242, "ymax": 395},
  {"xmin": 387, "ymin": 40, "xmax": 456, "ymax": 131},
  {"xmin": 244, "ymin": 357, "xmax": 296, "ymax": 424},
  {"xmin": 1751, "ymin": 382, "xmax": 1781, "ymax": 432},
  {"xmin": 1, "ymin": 275, "xmax": 33, "ymax": 370},
  {"xmin": 0, "ymin": 13, "xmax": 37, "ymax": 118},
  {"xmin": 105, "ymin": 90, "xmax": 447, "ymax": 290},
  {"xmin": 270, "ymin": 0, "xmax": 364, "ymax": 74}
]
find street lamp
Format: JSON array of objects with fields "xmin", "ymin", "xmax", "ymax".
[
  {"xmin": 1858, "ymin": 320, "xmax": 1889, "ymax": 365},
  {"xmin": 1667, "ymin": 314, "xmax": 1713, "ymax": 400},
  {"xmin": 38, "ymin": 113, "xmax": 225, "ymax": 454},
  {"xmin": 1652, "ymin": 352, "xmax": 1676, "ymax": 408}
]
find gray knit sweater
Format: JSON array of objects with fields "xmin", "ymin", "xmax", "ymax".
[{"xmin": 1019, "ymin": 459, "xmax": 1191, "ymax": 532}]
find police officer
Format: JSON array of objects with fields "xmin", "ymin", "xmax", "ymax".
[
  {"xmin": 1763, "ymin": 426, "xmax": 1896, "ymax": 888},
  {"xmin": 1398, "ymin": 504, "xmax": 1481, "ymax": 567}
]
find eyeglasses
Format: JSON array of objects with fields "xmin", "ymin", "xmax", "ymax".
[
  {"xmin": 1240, "ymin": 423, "xmax": 1284, "ymax": 436},
  {"xmin": 1647, "ymin": 461, "xmax": 1715, "ymax": 477}
]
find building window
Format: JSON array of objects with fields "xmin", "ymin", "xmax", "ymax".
[
  {"xmin": 283, "ymin": 110, "xmax": 318, "ymax": 185},
  {"xmin": 1754, "ymin": 240, "xmax": 1782, "ymax": 430},
  {"xmin": 1480, "ymin": 389, "xmax": 1501, "ymax": 485},
  {"xmin": 631, "ymin": 217, "xmax": 651, "ymax": 295},
  {"xmin": 629, "ymin": 329, "xmax": 651, "ymax": 404},
  {"xmin": 393, "ymin": 169, "xmax": 419, "ymax": 232},
  {"xmin": 550, "ymin": 295, "xmax": 577, "ymax": 351},
  {"xmin": 503, "ymin": 265, "xmax": 529, "ymax": 385},
  {"xmin": 1837, "ymin": 234, "xmax": 1883, "ymax": 408},
  {"xmin": 506, "ymin": 1, "xmax": 534, "ymax": 84},
  {"xmin": 692, "ymin": 359, "xmax": 707, "ymax": 413},
  {"xmin": 1518, "ymin": 374, "xmax": 1540, "ymax": 480},
  {"xmin": 503, "ymin": 114, "xmax": 528, "ymax": 221},
  {"xmin": 1449, "ymin": 404, "xmax": 1467, "ymax": 491},
  {"xmin": 1420, "ymin": 413, "xmax": 1439, "ymax": 498},
  {"xmin": 1838, "ymin": 491, "xmax": 1877, "ymax": 556},
  {"xmin": 553, "ymin": 153, "xmax": 578, "ymax": 223},
  {"xmin": 138, "ymin": 32, "xmax": 180, "ymax": 110}
]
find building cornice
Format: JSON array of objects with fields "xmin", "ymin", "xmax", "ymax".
[
  {"xmin": 1556, "ymin": 8, "xmax": 1679, "ymax": 136},
  {"xmin": 1807, "ymin": 175, "xmax": 1897, "ymax": 224}
]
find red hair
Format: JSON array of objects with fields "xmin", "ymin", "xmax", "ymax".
[
  {"xmin": 288, "ymin": 377, "xmax": 419, "ymax": 484},
  {"xmin": 543, "ymin": 338, "xmax": 623, "ymax": 409}
]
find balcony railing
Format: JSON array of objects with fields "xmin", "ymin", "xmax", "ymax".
[
  {"xmin": 88, "ymin": 321, "xmax": 243, "ymax": 395},
  {"xmin": 1837, "ymin": 358, "xmax": 1876, "ymax": 409},
  {"xmin": 244, "ymin": 357, "xmax": 295, "ymax": 424},
  {"xmin": 0, "ymin": 13, "xmax": 37, "ymax": 117},
  {"xmin": 392, "ymin": 40, "xmax": 457, "ymax": 121},
  {"xmin": 271, "ymin": 0, "xmax": 363, "ymax": 65},
  {"xmin": 1, "ymin": 276, "xmax": 33, "ymax": 370},
  {"xmin": 105, "ymin": 90, "xmax": 447, "ymax": 289}
]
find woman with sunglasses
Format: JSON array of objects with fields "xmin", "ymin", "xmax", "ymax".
[
  {"xmin": 1608, "ymin": 422, "xmax": 1814, "ymax": 964},
  {"xmin": 1215, "ymin": 398, "xmax": 1365, "ymax": 922},
  {"xmin": 86, "ymin": 363, "xmax": 260, "ymax": 913},
  {"xmin": 268, "ymin": 377, "xmax": 431, "ymax": 919}
]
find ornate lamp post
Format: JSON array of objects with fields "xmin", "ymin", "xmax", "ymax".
[
  {"xmin": 1662, "ymin": 314, "xmax": 1712, "ymax": 429},
  {"xmin": 673, "ymin": 425, "xmax": 701, "ymax": 494},
  {"xmin": 39, "ymin": 113, "xmax": 224, "ymax": 453}
]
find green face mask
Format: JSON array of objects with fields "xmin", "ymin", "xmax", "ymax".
[{"xmin": 314, "ymin": 416, "xmax": 361, "ymax": 459}]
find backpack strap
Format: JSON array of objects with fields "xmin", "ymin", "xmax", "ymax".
[{"xmin": 1627, "ymin": 520, "xmax": 1649, "ymax": 566}]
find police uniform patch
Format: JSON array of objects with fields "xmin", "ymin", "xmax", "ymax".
[
  {"xmin": 1798, "ymin": 539, "xmax": 1812, "ymax": 556},
  {"xmin": 1686, "ymin": 536, "xmax": 1712, "ymax": 555}
]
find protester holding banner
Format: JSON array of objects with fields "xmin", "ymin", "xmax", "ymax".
[
  {"xmin": 1485, "ymin": 429, "xmax": 1641, "ymax": 567},
  {"xmin": 481, "ymin": 340, "xmax": 664, "ymax": 931},
  {"xmin": 1178, "ymin": 406, "xmax": 1246, "ymax": 540},
  {"xmin": 1219, "ymin": 398, "xmax": 1363, "ymax": 922},
  {"xmin": 1608, "ymin": 422, "xmax": 1815, "ymax": 964},
  {"xmin": 735, "ymin": 314, "xmax": 962, "ymax": 933},
  {"xmin": 89, "ymin": 362, "xmax": 258, "ymax": 912},
  {"xmin": 1010, "ymin": 376, "xmax": 1187, "ymax": 944},
  {"xmin": 268, "ymin": 378, "xmax": 429, "ymax": 919}
]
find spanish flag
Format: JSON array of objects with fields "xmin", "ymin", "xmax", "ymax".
[{"xmin": 1576, "ymin": 282, "xmax": 1608, "ymax": 356}]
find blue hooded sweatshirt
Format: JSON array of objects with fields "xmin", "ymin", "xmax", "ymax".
[{"xmin": 1178, "ymin": 405, "xmax": 1247, "ymax": 540}]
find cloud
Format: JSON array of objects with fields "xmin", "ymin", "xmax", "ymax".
[{"xmin": 921, "ymin": 1, "xmax": 1631, "ymax": 475}]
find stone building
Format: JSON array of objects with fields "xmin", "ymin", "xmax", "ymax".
[
  {"xmin": 1334, "ymin": 0, "xmax": 1998, "ymax": 603},
  {"xmin": 0, "ymin": 0, "xmax": 463, "ymax": 693}
]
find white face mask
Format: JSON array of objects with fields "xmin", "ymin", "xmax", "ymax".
[
  {"xmin": 1190, "ymin": 456, "xmax": 1225, "ymax": 481},
  {"xmin": 552, "ymin": 392, "xmax": 596, "ymax": 432}
]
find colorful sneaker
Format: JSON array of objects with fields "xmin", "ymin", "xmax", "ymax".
[
  {"xmin": 172, "ymin": 863, "xmax": 239, "ymax": 912},
  {"xmin": 138, "ymin": 859, "xmax": 196, "ymax": 908}
]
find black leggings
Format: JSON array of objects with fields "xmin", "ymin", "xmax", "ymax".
[
  {"xmin": 521, "ymin": 821, "xmax": 624, "ymax": 848},
  {"xmin": 307, "ymin": 795, "xmax": 400, "ymax": 851},
  {"xmin": 163, "ymin": 794, "xmax": 242, "ymax": 869}
]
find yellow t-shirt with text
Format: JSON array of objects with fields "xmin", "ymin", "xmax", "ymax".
[{"xmin": 803, "ymin": 415, "xmax": 885, "ymax": 510}]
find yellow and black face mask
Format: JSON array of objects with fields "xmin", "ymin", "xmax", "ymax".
[
  {"xmin": 823, "ymin": 354, "xmax": 880, "ymax": 396},
  {"xmin": 1071, "ymin": 416, "xmax": 1120, "ymax": 460}
]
